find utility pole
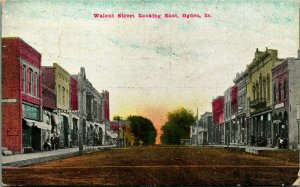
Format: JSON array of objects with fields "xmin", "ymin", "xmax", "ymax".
[
  {"xmin": 117, "ymin": 116, "xmax": 120, "ymax": 147},
  {"xmin": 78, "ymin": 70, "xmax": 84, "ymax": 155}
]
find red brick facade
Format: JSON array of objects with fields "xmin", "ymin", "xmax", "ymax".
[
  {"xmin": 2, "ymin": 37, "xmax": 42, "ymax": 153},
  {"xmin": 70, "ymin": 77, "xmax": 78, "ymax": 110},
  {"xmin": 42, "ymin": 67, "xmax": 56, "ymax": 109},
  {"xmin": 212, "ymin": 96, "xmax": 224, "ymax": 127},
  {"xmin": 102, "ymin": 90, "xmax": 110, "ymax": 121}
]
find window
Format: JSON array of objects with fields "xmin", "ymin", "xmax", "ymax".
[
  {"xmin": 263, "ymin": 78, "xmax": 266, "ymax": 100},
  {"xmin": 36, "ymin": 73, "xmax": 39, "ymax": 97},
  {"xmin": 58, "ymin": 85, "xmax": 61, "ymax": 104},
  {"xmin": 278, "ymin": 82, "xmax": 282, "ymax": 101},
  {"xmin": 33, "ymin": 73, "xmax": 37, "ymax": 96},
  {"xmin": 27, "ymin": 68, "xmax": 33, "ymax": 94},
  {"xmin": 22, "ymin": 65, "xmax": 26, "ymax": 92},
  {"xmin": 256, "ymin": 83, "xmax": 259, "ymax": 101},
  {"xmin": 259, "ymin": 75, "xmax": 262, "ymax": 100},
  {"xmin": 253, "ymin": 85, "xmax": 255, "ymax": 100},
  {"xmin": 273, "ymin": 84, "xmax": 276, "ymax": 102},
  {"xmin": 62, "ymin": 87, "xmax": 65, "ymax": 105},
  {"xmin": 267, "ymin": 75, "xmax": 270, "ymax": 101},
  {"xmin": 284, "ymin": 80, "xmax": 287, "ymax": 99}
]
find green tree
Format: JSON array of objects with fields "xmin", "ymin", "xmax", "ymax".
[
  {"xmin": 127, "ymin": 115, "xmax": 157, "ymax": 145},
  {"xmin": 161, "ymin": 107, "xmax": 196, "ymax": 145}
]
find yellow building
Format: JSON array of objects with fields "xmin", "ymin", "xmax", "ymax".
[
  {"xmin": 53, "ymin": 63, "xmax": 71, "ymax": 147},
  {"xmin": 246, "ymin": 48, "xmax": 283, "ymax": 147},
  {"xmin": 54, "ymin": 63, "xmax": 70, "ymax": 110}
]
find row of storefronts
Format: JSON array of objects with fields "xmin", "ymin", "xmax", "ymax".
[
  {"xmin": 2, "ymin": 37, "xmax": 112, "ymax": 154},
  {"xmin": 192, "ymin": 48, "xmax": 300, "ymax": 150}
]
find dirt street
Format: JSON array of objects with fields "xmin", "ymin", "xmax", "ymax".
[{"xmin": 3, "ymin": 146, "xmax": 299, "ymax": 185}]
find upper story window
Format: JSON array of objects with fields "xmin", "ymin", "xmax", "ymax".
[
  {"xmin": 256, "ymin": 82, "xmax": 259, "ymax": 101},
  {"xmin": 58, "ymin": 85, "xmax": 61, "ymax": 104},
  {"xmin": 278, "ymin": 82, "xmax": 282, "ymax": 101},
  {"xmin": 22, "ymin": 65, "xmax": 26, "ymax": 92},
  {"xmin": 27, "ymin": 68, "xmax": 33, "ymax": 94},
  {"xmin": 273, "ymin": 84, "xmax": 276, "ymax": 102},
  {"xmin": 267, "ymin": 75, "xmax": 270, "ymax": 101},
  {"xmin": 253, "ymin": 85, "xmax": 256, "ymax": 100},
  {"xmin": 263, "ymin": 78, "xmax": 266, "ymax": 100},
  {"xmin": 62, "ymin": 87, "xmax": 65, "ymax": 105},
  {"xmin": 284, "ymin": 79, "xmax": 287, "ymax": 99},
  {"xmin": 33, "ymin": 73, "xmax": 37, "ymax": 96}
]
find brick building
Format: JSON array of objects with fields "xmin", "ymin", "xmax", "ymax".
[
  {"xmin": 212, "ymin": 96, "xmax": 224, "ymax": 144},
  {"xmin": 272, "ymin": 56, "xmax": 300, "ymax": 149},
  {"xmin": 43, "ymin": 63, "xmax": 71, "ymax": 148},
  {"xmin": 233, "ymin": 70, "xmax": 248, "ymax": 145},
  {"xmin": 102, "ymin": 90, "xmax": 110, "ymax": 122},
  {"xmin": 2, "ymin": 37, "xmax": 50, "ymax": 153}
]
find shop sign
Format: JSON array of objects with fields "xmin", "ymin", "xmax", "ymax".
[
  {"xmin": 275, "ymin": 103, "xmax": 284, "ymax": 109},
  {"xmin": 2, "ymin": 98, "xmax": 17, "ymax": 103}
]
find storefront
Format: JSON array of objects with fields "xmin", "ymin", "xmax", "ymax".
[
  {"xmin": 22, "ymin": 118, "xmax": 51, "ymax": 152},
  {"xmin": 251, "ymin": 111, "xmax": 272, "ymax": 147}
]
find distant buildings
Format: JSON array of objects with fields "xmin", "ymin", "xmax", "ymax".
[
  {"xmin": 212, "ymin": 96, "xmax": 224, "ymax": 144},
  {"xmin": 205, "ymin": 48, "xmax": 300, "ymax": 150},
  {"xmin": 2, "ymin": 37, "xmax": 112, "ymax": 153}
]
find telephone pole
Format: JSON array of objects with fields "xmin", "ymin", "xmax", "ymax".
[{"xmin": 78, "ymin": 69, "xmax": 84, "ymax": 155}]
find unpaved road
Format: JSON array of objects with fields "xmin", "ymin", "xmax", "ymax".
[{"xmin": 3, "ymin": 146, "xmax": 299, "ymax": 185}]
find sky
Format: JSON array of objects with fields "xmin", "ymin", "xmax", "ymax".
[{"xmin": 2, "ymin": 0, "xmax": 299, "ymax": 143}]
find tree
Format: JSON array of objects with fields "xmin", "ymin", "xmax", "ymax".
[
  {"xmin": 127, "ymin": 115, "xmax": 157, "ymax": 145},
  {"xmin": 161, "ymin": 107, "xmax": 196, "ymax": 145}
]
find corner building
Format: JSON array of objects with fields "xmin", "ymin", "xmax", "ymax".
[{"xmin": 2, "ymin": 37, "xmax": 49, "ymax": 153}]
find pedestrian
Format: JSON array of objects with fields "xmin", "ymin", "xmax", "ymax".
[
  {"xmin": 50, "ymin": 134, "xmax": 55, "ymax": 150},
  {"xmin": 250, "ymin": 133, "xmax": 255, "ymax": 146},
  {"xmin": 55, "ymin": 133, "xmax": 59, "ymax": 149},
  {"xmin": 43, "ymin": 138, "xmax": 51, "ymax": 151}
]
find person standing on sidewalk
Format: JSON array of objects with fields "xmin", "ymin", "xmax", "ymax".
[
  {"xmin": 55, "ymin": 133, "xmax": 59, "ymax": 150},
  {"xmin": 50, "ymin": 134, "xmax": 55, "ymax": 150},
  {"xmin": 250, "ymin": 133, "xmax": 255, "ymax": 146}
]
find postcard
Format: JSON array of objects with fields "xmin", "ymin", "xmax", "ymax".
[{"xmin": 1, "ymin": 0, "xmax": 300, "ymax": 186}]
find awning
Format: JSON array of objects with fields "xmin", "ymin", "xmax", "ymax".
[
  {"xmin": 72, "ymin": 116, "xmax": 79, "ymax": 120},
  {"xmin": 23, "ymin": 119, "xmax": 52, "ymax": 130},
  {"xmin": 60, "ymin": 113, "xmax": 69, "ymax": 118},
  {"xmin": 106, "ymin": 130, "xmax": 117, "ymax": 138},
  {"xmin": 51, "ymin": 113, "xmax": 59, "ymax": 125}
]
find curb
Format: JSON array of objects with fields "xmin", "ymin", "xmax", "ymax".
[{"xmin": 3, "ymin": 151, "xmax": 79, "ymax": 167}]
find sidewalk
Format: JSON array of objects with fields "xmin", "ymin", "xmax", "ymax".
[
  {"xmin": 2, "ymin": 145, "xmax": 115, "ymax": 167},
  {"xmin": 203, "ymin": 144, "xmax": 280, "ymax": 154}
]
